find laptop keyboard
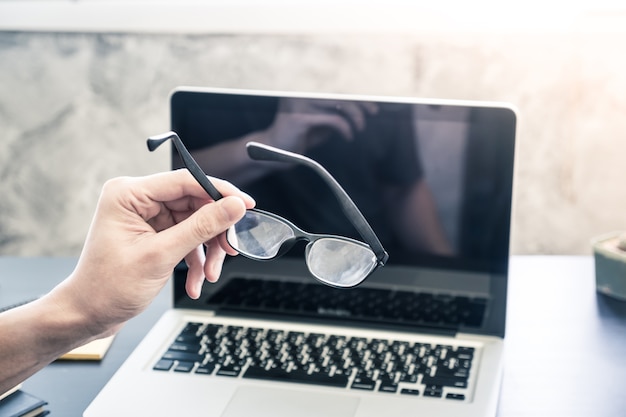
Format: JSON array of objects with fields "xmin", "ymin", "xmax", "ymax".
[{"xmin": 153, "ymin": 322, "xmax": 475, "ymax": 401}]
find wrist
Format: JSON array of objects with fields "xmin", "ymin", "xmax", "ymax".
[
  {"xmin": 0, "ymin": 289, "xmax": 103, "ymax": 393},
  {"xmin": 44, "ymin": 279, "xmax": 114, "ymax": 346}
]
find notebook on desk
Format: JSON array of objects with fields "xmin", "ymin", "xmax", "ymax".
[{"xmin": 84, "ymin": 87, "xmax": 517, "ymax": 417}]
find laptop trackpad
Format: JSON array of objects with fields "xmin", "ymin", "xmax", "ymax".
[{"xmin": 221, "ymin": 386, "xmax": 360, "ymax": 417}]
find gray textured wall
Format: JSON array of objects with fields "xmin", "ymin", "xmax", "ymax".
[{"xmin": 1, "ymin": 31, "xmax": 625, "ymax": 256}]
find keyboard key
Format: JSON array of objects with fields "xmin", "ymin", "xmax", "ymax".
[
  {"xmin": 446, "ymin": 393, "xmax": 466, "ymax": 400},
  {"xmin": 378, "ymin": 383, "xmax": 398, "ymax": 393},
  {"xmin": 216, "ymin": 364, "xmax": 243, "ymax": 377},
  {"xmin": 174, "ymin": 361, "xmax": 195, "ymax": 372},
  {"xmin": 153, "ymin": 359, "xmax": 174, "ymax": 371},
  {"xmin": 195, "ymin": 364, "xmax": 216, "ymax": 375},
  {"xmin": 351, "ymin": 381, "xmax": 376, "ymax": 391},
  {"xmin": 169, "ymin": 343, "xmax": 199, "ymax": 353},
  {"xmin": 176, "ymin": 334, "xmax": 202, "ymax": 344},
  {"xmin": 243, "ymin": 366, "xmax": 348, "ymax": 388},
  {"xmin": 398, "ymin": 372, "xmax": 418, "ymax": 383},
  {"xmin": 400, "ymin": 388, "xmax": 420, "ymax": 396},
  {"xmin": 162, "ymin": 351, "xmax": 204, "ymax": 363},
  {"xmin": 422, "ymin": 375, "xmax": 468, "ymax": 389},
  {"xmin": 423, "ymin": 385, "xmax": 443, "ymax": 398},
  {"xmin": 352, "ymin": 371, "xmax": 376, "ymax": 391}
]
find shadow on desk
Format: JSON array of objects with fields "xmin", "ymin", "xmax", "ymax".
[{"xmin": 596, "ymin": 292, "xmax": 626, "ymax": 318}]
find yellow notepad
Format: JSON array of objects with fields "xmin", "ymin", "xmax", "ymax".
[{"xmin": 59, "ymin": 335, "xmax": 116, "ymax": 361}]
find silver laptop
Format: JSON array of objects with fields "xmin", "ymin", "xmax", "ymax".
[{"xmin": 84, "ymin": 87, "xmax": 517, "ymax": 417}]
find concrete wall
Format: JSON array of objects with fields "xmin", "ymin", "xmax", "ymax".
[{"xmin": 1, "ymin": 31, "xmax": 624, "ymax": 256}]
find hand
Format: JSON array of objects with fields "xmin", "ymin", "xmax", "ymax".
[
  {"xmin": 52, "ymin": 169, "xmax": 255, "ymax": 337},
  {"xmin": 263, "ymin": 98, "xmax": 379, "ymax": 154}
]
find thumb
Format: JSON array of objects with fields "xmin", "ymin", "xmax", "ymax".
[{"xmin": 156, "ymin": 196, "xmax": 246, "ymax": 264}]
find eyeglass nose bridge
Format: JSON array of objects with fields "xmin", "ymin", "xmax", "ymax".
[
  {"xmin": 271, "ymin": 233, "xmax": 309, "ymax": 259},
  {"xmin": 258, "ymin": 215, "xmax": 343, "ymax": 261},
  {"xmin": 226, "ymin": 209, "xmax": 355, "ymax": 260}
]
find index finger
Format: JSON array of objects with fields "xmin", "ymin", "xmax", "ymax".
[{"xmin": 136, "ymin": 169, "xmax": 256, "ymax": 207}]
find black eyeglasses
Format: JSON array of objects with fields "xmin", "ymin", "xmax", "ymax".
[{"xmin": 147, "ymin": 131, "xmax": 388, "ymax": 288}]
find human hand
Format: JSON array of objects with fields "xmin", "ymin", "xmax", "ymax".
[
  {"xmin": 263, "ymin": 98, "xmax": 379, "ymax": 154},
  {"xmin": 52, "ymin": 169, "xmax": 255, "ymax": 338}
]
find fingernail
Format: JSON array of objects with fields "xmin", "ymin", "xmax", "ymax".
[{"xmin": 242, "ymin": 192, "xmax": 256, "ymax": 207}]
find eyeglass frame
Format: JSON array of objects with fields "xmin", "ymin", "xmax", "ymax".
[{"xmin": 147, "ymin": 131, "xmax": 389, "ymax": 283}]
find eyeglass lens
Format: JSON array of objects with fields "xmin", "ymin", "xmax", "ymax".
[
  {"xmin": 226, "ymin": 211, "xmax": 295, "ymax": 260},
  {"xmin": 227, "ymin": 211, "xmax": 377, "ymax": 287},
  {"xmin": 307, "ymin": 238, "xmax": 377, "ymax": 287}
]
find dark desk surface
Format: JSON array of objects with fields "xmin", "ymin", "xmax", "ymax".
[{"xmin": 1, "ymin": 256, "xmax": 626, "ymax": 416}]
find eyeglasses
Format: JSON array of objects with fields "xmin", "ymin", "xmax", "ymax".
[{"xmin": 147, "ymin": 131, "xmax": 388, "ymax": 288}]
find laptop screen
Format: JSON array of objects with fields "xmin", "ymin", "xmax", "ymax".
[{"xmin": 169, "ymin": 87, "xmax": 516, "ymax": 337}]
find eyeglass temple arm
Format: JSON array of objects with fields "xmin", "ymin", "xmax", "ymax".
[
  {"xmin": 246, "ymin": 141, "xmax": 388, "ymax": 265},
  {"xmin": 146, "ymin": 131, "xmax": 224, "ymax": 201}
]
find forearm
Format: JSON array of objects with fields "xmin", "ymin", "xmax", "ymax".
[
  {"xmin": 0, "ymin": 287, "xmax": 96, "ymax": 395},
  {"xmin": 0, "ymin": 170, "xmax": 253, "ymax": 396}
]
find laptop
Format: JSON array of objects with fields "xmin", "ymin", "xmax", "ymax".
[{"xmin": 84, "ymin": 86, "xmax": 517, "ymax": 417}]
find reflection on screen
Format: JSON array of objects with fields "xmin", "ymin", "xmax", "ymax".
[{"xmin": 175, "ymin": 94, "xmax": 515, "ymax": 273}]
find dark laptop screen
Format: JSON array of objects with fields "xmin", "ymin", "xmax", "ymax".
[
  {"xmin": 171, "ymin": 88, "xmax": 516, "ymax": 273},
  {"xmin": 170, "ymin": 87, "xmax": 516, "ymax": 337}
]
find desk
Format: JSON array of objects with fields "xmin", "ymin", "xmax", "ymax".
[{"xmin": 1, "ymin": 256, "xmax": 626, "ymax": 416}]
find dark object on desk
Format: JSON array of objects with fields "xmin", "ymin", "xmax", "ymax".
[
  {"xmin": 592, "ymin": 231, "xmax": 626, "ymax": 301},
  {"xmin": 0, "ymin": 389, "xmax": 49, "ymax": 417}
]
